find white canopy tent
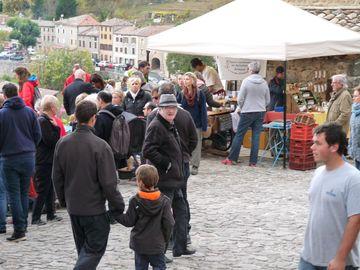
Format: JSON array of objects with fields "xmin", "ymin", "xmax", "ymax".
[
  {"xmin": 147, "ymin": 0, "xmax": 360, "ymax": 168},
  {"xmin": 147, "ymin": 0, "xmax": 360, "ymax": 61}
]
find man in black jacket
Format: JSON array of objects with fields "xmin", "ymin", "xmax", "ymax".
[
  {"xmin": 143, "ymin": 94, "xmax": 196, "ymax": 258},
  {"xmin": 147, "ymin": 83, "xmax": 198, "ymax": 246},
  {"xmin": 52, "ymin": 100, "xmax": 125, "ymax": 269},
  {"xmin": 268, "ymin": 66, "xmax": 285, "ymax": 111},
  {"xmin": 63, "ymin": 69, "xmax": 98, "ymax": 115}
]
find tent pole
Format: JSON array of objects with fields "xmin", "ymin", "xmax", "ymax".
[{"xmin": 283, "ymin": 61, "xmax": 287, "ymax": 169}]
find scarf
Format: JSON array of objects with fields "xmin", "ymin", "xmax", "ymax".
[
  {"xmin": 352, "ymin": 103, "xmax": 360, "ymax": 117},
  {"xmin": 183, "ymin": 86, "xmax": 197, "ymax": 107}
]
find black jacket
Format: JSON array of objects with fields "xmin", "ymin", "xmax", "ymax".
[
  {"xmin": 116, "ymin": 191, "xmax": 174, "ymax": 255},
  {"xmin": 94, "ymin": 104, "xmax": 123, "ymax": 143},
  {"xmin": 143, "ymin": 113, "xmax": 184, "ymax": 189},
  {"xmin": 268, "ymin": 77, "xmax": 285, "ymax": 110},
  {"xmin": 122, "ymin": 89, "xmax": 152, "ymax": 117},
  {"xmin": 147, "ymin": 107, "xmax": 198, "ymax": 163},
  {"xmin": 36, "ymin": 113, "xmax": 60, "ymax": 165},
  {"xmin": 52, "ymin": 125, "xmax": 125, "ymax": 216},
  {"xmin": 63, "ymin": 79, "xmax": 98, "ymax": 115}
]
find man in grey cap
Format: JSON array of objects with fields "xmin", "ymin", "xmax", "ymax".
[{"xmin": 143, "ymin": 94, "xmax": 196, "ymax": 258}]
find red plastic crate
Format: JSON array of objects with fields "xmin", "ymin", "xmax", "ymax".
[
  {"xmin": 289, "ymin": 161, "xmax": 316, "ymax": 171},
  {"xmin": 290, "ymin": 152, "xmax": 315, "ymax": 164},
  {"xmin": 290, "ymin": 140, "xmax": 313, "ymax": 155},
  {"xmin": 290, "ymin": 124, "xmax": 317, "ymax": 141}
]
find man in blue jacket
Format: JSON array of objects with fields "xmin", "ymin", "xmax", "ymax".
[{"xmin": 0, "ymin": 83, "xmax": 41, "ymax": 242}]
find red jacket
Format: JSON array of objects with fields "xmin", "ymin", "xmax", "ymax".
[
  {"xmin": 19, "ymin": 79, "xmax": 39, "ymax": 109},
  {"xmin": 54, "ymin": 116, "xmax": 66, "ymax": 137},
  {"xmin": 63, "ymin": 73, "xmax": 91, "ymax": 93}
]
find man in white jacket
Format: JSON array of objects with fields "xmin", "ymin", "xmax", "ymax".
[{"xmin": 222, "ymin": 61, "xmax": 270, "ymax": 166}]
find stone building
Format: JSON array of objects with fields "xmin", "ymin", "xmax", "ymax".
[
  {"xmin": 34, "ymin": 19, "xmax": 55, "ymax": 51},
  {"xmin": 78, "ymin": 26, "xmax": 100, "ymax": 60},
  {"xmin": 99, "ymin": 18, "xmax": 132, "ymax": 62}
]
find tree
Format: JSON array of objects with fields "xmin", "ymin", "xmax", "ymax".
[
  {"xmin": 30, "ymin": 49, "xmax": 94, "ymax": 91},
  {"xmin": 31, "ymin": 0, "xmax": 44, "ymax": 19},
  {"xmin": 3, "ymin": 0, "xmax": 30, "ymax": 15},
  {"xmin": 6, "ymin": 17, "xmax": 40, "ymax": 49},
  {"xmin": 166, "ymin": 53, "xmax": 216, "ymax": 75},
  {"xmin": 56, "ymin": 0, "xmax": 77, "ymax": 19}
]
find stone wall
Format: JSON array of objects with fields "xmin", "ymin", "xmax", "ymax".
[
  {"xmin": 285, "ymin": 0, "xmax": 360, "ymax": 6},
  {"xmin": 266, "ymin": 54, "xmax": 360, "ymax": 89}
]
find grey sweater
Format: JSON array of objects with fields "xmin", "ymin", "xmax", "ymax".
[{"xmin": 237, "ymin": 74, "xmax": 270, "ymax": 113}]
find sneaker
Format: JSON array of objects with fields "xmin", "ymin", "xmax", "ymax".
[
  {"xmin": 191, "ymin": 166, "xmax": 198, "ymax": 175},
  {"xmin": 187, "ymin": 234, "xmax": 192, "ymax": 245},
  {"xmin": 165, "ymin": 255, "xmax": 173, "ymax": 264},
  {"xmin": 249, "ymin": 163, "xmax": 256, "ymax": 167},
  {"xmin": 32, "ymin": 219, "xmax": 47, "ymax": 226},
  {"xmin": 47, "ymin": 215, "xmax": 63, "ymax": 222},
  {"xmin": 221, "ymin": 158, "xmax": 236, "ymax": 165},
  {"xmin": 6, "ymin": 231, "xmax": 26, "ymax": 242}
]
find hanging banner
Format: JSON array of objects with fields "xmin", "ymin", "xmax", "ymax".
[{"xmin": 215, "ymin": 57, "xmax": 267, "ymax": 80}]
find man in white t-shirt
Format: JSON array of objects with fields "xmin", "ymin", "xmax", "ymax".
[
  {"xmin": 191, "ymin": 58, "xmax": 224, "ymax": 94},
  {"xmin": 299, "ymin": 123, "xmax": 360, "ymax": 270}
]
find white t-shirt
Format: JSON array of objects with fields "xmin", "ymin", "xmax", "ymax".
[
  {"xmin": 202, "ymin": 66, "xmax": 223, "ymax": 92},
  {"xmin": 301, "ymin": 162, "xmax": 360, "ymax": 267}
]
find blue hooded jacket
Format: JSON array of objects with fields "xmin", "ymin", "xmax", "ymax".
[{"xmin": 0, "ymin": 96, "xmax": 42, "ymax": 158}]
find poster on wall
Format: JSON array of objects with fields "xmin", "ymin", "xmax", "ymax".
[{"xmin": 216, "ymin": 57, "xmax": 267, "ymax": 81}]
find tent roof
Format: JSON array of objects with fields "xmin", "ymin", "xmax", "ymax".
[{"xmin": 147, "ymin": 0, "xmax": 360, "ymax": 60}]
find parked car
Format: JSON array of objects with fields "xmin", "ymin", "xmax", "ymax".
[
  {"xmin": 97, "ymin": 61, "xmax": 109, "ymax": 68},
  {"xmin": 10, "ymin": 55, "xmax": 24, "ymax": 61}
]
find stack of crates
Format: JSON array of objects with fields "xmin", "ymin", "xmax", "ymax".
[{"xmin": 289, "ymin": 123, "xmax": 317, "ymax": 171}]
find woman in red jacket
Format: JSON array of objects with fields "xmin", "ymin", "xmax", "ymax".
[{"xmin": 14, "ymin": 67, "xmax": 39, "ymax": 109}]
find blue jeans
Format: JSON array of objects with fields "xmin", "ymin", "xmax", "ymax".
[
  {"xmin": 299, "ymin": 257, "xmax": 358, "ymax": 270},
  {"xmin": 1, "ymin": 154, "xmax": 35, "ymax": 232},
  {"xmin": 355, "ymin": 159, "xmax": 360, "ymax": 170},
  {"xmin": 228, "ymin": 112, "xmax": 265, "ymax": 164},
  {"xmin": 135, "ymin": 253, "xmax": 166, "ymax": 270},
  {"xmin": 0, "ymin": 160, "xmax": 6, "ymax": 231}
]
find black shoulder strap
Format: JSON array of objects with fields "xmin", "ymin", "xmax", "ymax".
[{"xmin": 98, "ymin": 109, "xmax": 116, "ymax": 119}]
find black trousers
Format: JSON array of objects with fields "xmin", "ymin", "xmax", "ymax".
[
  {"xmin": 160, "ymin": 188, "xmax": 187, "ymax": 254},
  {"xmin": 182, "ymin": 162, "xmax": 191, "ymax": 232},
  {"xmin": 32, "ymin": 164, "xmax": 55, "ymax": 222},
  {"xmin": 70, "ymin": 213, "xmax": 110, "ymax": 270}
]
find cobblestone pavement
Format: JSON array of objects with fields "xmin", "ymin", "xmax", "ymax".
[{"xmin": 0, "ymin": 152, "xmax": 314, "ymax": 270}]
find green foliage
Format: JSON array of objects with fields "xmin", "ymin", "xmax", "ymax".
[
  {"xmin": 30, "ymin": 49, "xmax": 94, "ymax": 91},
  {"xmin": 31, "ymin": 0, "xmax": 44, "ymax": 19},
  {"xmin": 0, "ymin": 30, "xmax": 10, "ymax": 43},
  {"xmin": 1, "ymin": 74, "xmax": 13, "ymax": 82},
  {"xmin": 166, "ymin": 53, "xmax": 216, "ymax": 75},
  {"xmin": 3, "ymin": 0, "xmax": 30, "ymax": 15},
  {"xmin": 56, "ymin": 0, "xmax": 77, "ymax": 19},
  {"xmin": 6, "ymin": 17, "xmax": 40, "ymax": 49}
]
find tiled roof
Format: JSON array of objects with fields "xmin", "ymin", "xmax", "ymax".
[
  {"xmin": 113, "ymin": 26, "xmax": 138, "ymax": 36},
  {"xmin": 304, "ymin": 7, "xmax": 360, "ymax": 32},
  {"xmin": 79, "ymin": 26, "xmax": 99, "ymax": 37},
  {"xmin": 134, "ymin": 25, "xmax": 173, "ymax": 37},
  {"xmin": 100, "ymin": 18, "xmax": 132, "ymax": 27},
  {"xmin": 55, "ymin": 14, "xmax": 99, "ymax": 27},
  {"xmin": 33, "ymin": 19, "xmax": 55, "ymax": 28}
]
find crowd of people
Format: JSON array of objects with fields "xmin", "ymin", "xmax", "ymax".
[{"xmin": 0, "ymin": 58, "xmax": 360, "ymax": 270}]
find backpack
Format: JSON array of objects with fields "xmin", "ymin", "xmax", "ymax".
[{"xmin": 98, "ymin": 110, "xmax": 131, "ymax": 158}]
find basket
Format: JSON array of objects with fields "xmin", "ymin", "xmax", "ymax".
[{"xmin": 294, "ymin": 113, "xmax": 316, "ymax": 126}]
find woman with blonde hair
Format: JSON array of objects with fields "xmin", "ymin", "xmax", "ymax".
[
  {"xmin": 112, "ymin": 90, "xmax": 124, "ymax": 106},
  {"xmin": 32, "ymin": 95, "xmax": 62, "ymax": 225},
  {"xmin": 178, "ymin": 72, "xmax": 208, "ymax": 175},
  {"xmin": 122, "ymin": 76, "xmax": 151, "ymax": 117}
]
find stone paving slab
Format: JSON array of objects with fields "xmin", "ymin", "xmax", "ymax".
[{"xmin": 0, "ymin": 154, "xmax": 314, "ymax": 270}]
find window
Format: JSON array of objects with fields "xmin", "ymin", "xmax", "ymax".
[
  {"xmin": 123, "ymin": 37, "xmax": 128, "ymax": 43},
  {"xmin": 57, "ymin": 38, "xmax": 59, "ymax": 43},
  {"xmin": 48, "ymin": 36, "xmax": 50, "ymax": 41},
  {"xmin": 124, "ymin": 48, "xmax": 127, "ymax": 54},
  {"xmin": 130, "ymin": 59, "xmax": 134, "ymax": 65},
  {"xmin": 52, "ymin": 28, "xmax": 54, "ymax": 33},
  {"xmin": 120, "ymin": 57, "xmax": 123, "ymax": 63},
  {"xmin": 120, "ymin": 48, "xmax": 123, "ymax": 53},
  {"xmin": 131, "ymin": 38, "xmax": 136, "ymax": 44},
  {"xmin": 101, "ymin": 34, "xmax": 103, "ymax": 39},
  {"xmin": 115, "ymin": 47, "xmax": 118, "ymax": 52},
  {"xmin": 89, "ymin": 42, "xmax": 92, "ymax": 48},
  {"xmin": 82, "ymin": 41, "xmax": 85, "ymax": 47},
  {"xmin": 94, "ymin": 43, "xmax": 97, "ymax": 49},
  {"xmin": 52, "ymin": 36, "xmax": 55, "ymax": 42},
  {"xmin": 116, "ymin": 37, "xmax": 119, "ymax": 42},
  {"xmin": 105, "ymin": 55, "xmax": 108, "ymax": 61},
  {"xmin": 71, "ymin": 39, "xmax": 73, "ymax": 45},
  {"xmin": 94, "ymin": 37, "xmax": 97, "ymax": 41},
  {"xmin": 63, "ymin": 29, "xmax": 65, "ymax": 34},
  {"xmin": 101, "ymin": 26, "xmax": 103, "ymax": 31},
  {"xmin": 132, "ymin": 48, "xmax": 135, "ymax": 55},
  {"xmin": 57, "ymin": 29, "xmax": 59, "ymax": 33},
  {"xmin": 109, "ymin": 34, "xmax": 112, "ymax": 40},
  {"xmin": 79, "ymin": 40, "xmax": 81, "ymax": 47},
  {"xmin": 120, "ymin": 38, "xmax": 123, "ymax": 42},
  {"xmin": 104, "ymin": 34, "xmax": 107, "ymax": 39}
]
